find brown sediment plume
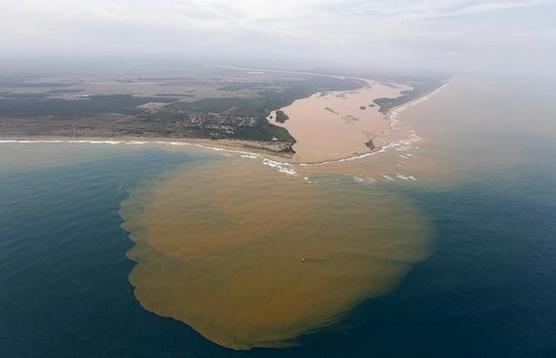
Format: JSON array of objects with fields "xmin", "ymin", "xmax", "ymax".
[{"xmin": 120, "ymin": 158, "xmax": 431, "ymax": 350}]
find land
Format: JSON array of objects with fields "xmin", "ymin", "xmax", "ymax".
[
  {"xmin": 372, "ymin": 78, "xmax": 444, "ymax": 113},
  {"xmin": 0, "ymin": 66, "xmax": 365, "ymax": 156},
  {"xmin": 0, "ymin": 65, "xmax": 446, "ymax": 159},
  {"xmin": 274, "ymin": 110, "xmax": 289, "ymax": 123}
]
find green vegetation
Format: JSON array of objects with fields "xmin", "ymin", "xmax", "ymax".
[
  {"xmin": 373, "ymin": 78, "xmax": 446, "ymax": 113},
  {"xmin": 275, "ymin": 110, "xmax": 289, "ymax": 123}
]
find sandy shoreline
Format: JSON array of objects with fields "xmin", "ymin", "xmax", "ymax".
[{"xmin": 0, "ymin": 134, "xmax": 296, "ymax": 160}]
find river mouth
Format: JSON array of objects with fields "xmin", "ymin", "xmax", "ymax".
[{"xmin": 267, "ymin": 82, "xmax": 411, "ymax": 163}]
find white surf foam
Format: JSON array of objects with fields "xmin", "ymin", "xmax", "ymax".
[
  {"xmin": 353, "ymin": 176, "xmax": 377, "ymax": 184},
  {"xmin": 262, "ymin": 158, "xmax": 297, "ymax": 176}
]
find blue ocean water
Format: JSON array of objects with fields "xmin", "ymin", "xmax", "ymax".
[
  {"xmin": 1, "ymin": 139, "xmax": 555, "ymax": 357},
  {"xmin": 0, "ymin": 148, "xmax": 227, "ymax": 357},
  {"xmin": 300, "ymin": 138, "xmax": 556, "ymax": 358}
]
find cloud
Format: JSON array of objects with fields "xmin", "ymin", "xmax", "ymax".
[
  {"xmin": 339, "ymin": 0, "xmax": 546, "ymax": 21},
  {"xmin": 456, "ymin": 0, "xmax": 544, "ymax": 15},
  {"xmin": 0, "ymin": 0, "xmax": 553, "ymax": 73}
]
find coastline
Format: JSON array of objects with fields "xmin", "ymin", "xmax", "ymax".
[
  {"xmin": 0, "ymin": 78, "xmax": 451, "ymax": 168},
  {"xmin": 0, "ymin": 135, "xmax": 294, "ymax": 160}
]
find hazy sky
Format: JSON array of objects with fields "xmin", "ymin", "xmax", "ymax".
[{"xmin": 1, "ymin": 0, "xmax": 555, "ymax": 74}]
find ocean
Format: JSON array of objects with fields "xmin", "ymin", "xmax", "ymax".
[{"xmin": 1, "ymin": 76, "xmax": 556, "ymax": 357}]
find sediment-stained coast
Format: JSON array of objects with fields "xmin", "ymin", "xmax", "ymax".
[{"xmin": 1, "ymin": 73, "xmax": 450, "ymax": 351}]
